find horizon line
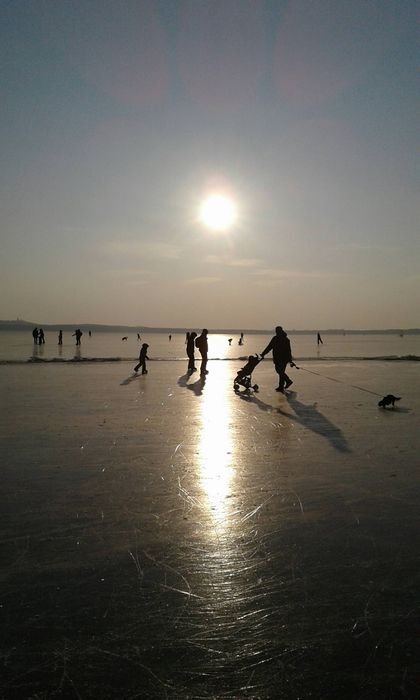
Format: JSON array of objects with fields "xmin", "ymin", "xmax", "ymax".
[{"xmin": 1, "ymin": 320, "xmax": 419, "ymax": 334}]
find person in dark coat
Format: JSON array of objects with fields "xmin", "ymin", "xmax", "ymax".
[
  {"xmin": 32, "ymin": 327, "xmax": 38, "ymax": 343},
  {"xmin": 261, "ymin": 326, "xmax": 294, "ymax": 392},
  {"xmin": 58, "ymin": 330, "xmax": 63, "ymax": 345},
  {"xmin": 186, "ymin": 332, "xmax": 197, "ymax": 373},
  {"xmin": 134, "ymin": 343, "xmax": 149, "ymax": 374},
  {"xmin": 195, "ymin": 329, "xmax": 209, "ymax": 375},
  {"xmin": 72, "ymin": 328, "xmax": 83, "ymax": 345}
]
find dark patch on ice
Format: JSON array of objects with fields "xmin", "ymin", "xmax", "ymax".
[
  {"xmin": 177, "ymin": 373, "xmax": 206, "ymax": 396},
  {"xmin": 286, "ymin": 393, "xmax": 351, "ymax": 453},
  {"xmin": 236, "ymin": 391, "xmax": 351, "ymax": 453}
]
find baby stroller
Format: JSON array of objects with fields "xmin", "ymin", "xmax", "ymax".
[{"xmin": 234, "ymin": 354, "xmax": 261, "ymax": 392}]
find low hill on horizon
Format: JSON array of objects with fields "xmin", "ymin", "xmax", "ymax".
[{"xmin": 1, "ymin": 320, "xmax": 419, "ymax": 335}]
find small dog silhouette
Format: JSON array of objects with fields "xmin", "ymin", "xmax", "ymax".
[
  {"xmin": 378, "ymin": 395, "xmax": 401, "ymax": 408},
  {"xmin": 121, "ymin": 336, "xmax": 128, "ymax": 341}
]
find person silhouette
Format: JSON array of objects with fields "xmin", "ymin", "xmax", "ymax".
[
  {"xmin": 195, "ymin": 329, "xmax": 209, "ymax": 375},
  {"xmin": 38, "ymin": 328, "xmax": 45, "ymax": 345},
  {"xmin": 169, "ymin": 334, "xmax": 172, "ymax": 341},
  {"xmin": 58, "ymin": 330, "xmax": 63, "ymax": 345},
  {"xmin": 134, "ymin": 343, "xmax": 149, "ymax": 374},
  {"xmin": 261, "ymin": 326, "xmax": 294, "ymax": 393},
  {"xmin": 186, "ymin": 332, "xmax": 197, "ymax": 373},
  {"xmin": 72, "ymin": 329, "xmax": 83, "ymax": 345},
  {"xmin": 228, "ymin": 338, "xmax": 232, "ymax": 345},
  {"xmin": 32, "ymin": 327, "xmax": 38, "ymax": 343},
  {"xmin": 317, "ymin": 332, "xmax": 323, "ymax": 345}
]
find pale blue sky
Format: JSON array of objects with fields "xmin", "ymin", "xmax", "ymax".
[{"xmin": 1, "ymin": 0, "xmax": 418, "ymax": 329}]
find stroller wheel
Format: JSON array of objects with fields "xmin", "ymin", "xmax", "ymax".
[
  {"xmin": 253, "ymin": 384, "xmax": 259, "ymax": 391},
  {"xmin": 233, "ymin": 383, "xmax": 239, "ymax": 391}
]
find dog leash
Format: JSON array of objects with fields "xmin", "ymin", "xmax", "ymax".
[{"xmin": 292, "ymin": 363, "xmax": 382, "ymax": 397}]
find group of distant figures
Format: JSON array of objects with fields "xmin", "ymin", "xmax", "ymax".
[
  {"xmin": 30, "ymin": 325, "xmax": 324, "ymax": 394},
  {"xmin": 133, "ymin": 329, "xmax": 211, "ymax": 376},
  {"xmin": 32, "ymin": 327, "xmax": 45, "ymax": 345},
  {"xmin": 135, "ymin": 326, "xmax": 324, "ymax": 393},
  {"xmin": 31, "ymin": 327, "xmax": 91, "ymax": 346}
]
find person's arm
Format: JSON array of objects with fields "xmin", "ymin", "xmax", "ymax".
[{"xmin": 260, "ymin": 338, "xmax": 273, "ymax": 358}]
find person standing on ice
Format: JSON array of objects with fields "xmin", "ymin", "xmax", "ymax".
[
  {"xmin": 186, "ymin": 332, "xmax": 197, "ymax": 373},
  {"xmin": 134, "ymin": 343, "xmax": 149, "ymax": 374},
  {"xmin": 195, "ymin": 329, "xmax": 209, "ymax": 375},
  {"xmin": 260, "ymin": 326, "xmax": 294, "ymax": 393},
  {"xmin": 72, "ymin": 328, "xmax": 83, "ymax": 345}
]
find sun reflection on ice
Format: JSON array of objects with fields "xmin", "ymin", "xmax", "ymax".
[{"xmin": 198, "ymin": 363, "xmax": 234, "ymax": 528}]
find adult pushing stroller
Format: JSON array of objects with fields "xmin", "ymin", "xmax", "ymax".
[{"xmin": 234, "ymin": 354, "xmax": 261, "ymax": 392}]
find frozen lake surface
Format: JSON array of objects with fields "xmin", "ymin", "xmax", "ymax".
[
  {"xmin": 1, "ymin": 330, "xmax": 420, "ymax": 362},
  {"xmin": 0, "ymin": 359, "xmax": 419, "ymax": 698}
]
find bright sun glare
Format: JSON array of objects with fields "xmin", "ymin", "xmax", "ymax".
[{"xmin": 199, "ymin": 194, "xmax": 237, "ymax": 231}]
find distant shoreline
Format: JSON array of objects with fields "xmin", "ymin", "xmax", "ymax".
[{"xmin": 1, "ymin": 321, "xmax": 419, "ymax": 335}]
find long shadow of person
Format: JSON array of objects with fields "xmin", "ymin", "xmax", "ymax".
[
  {"xmin": 177, "ymin": 373, "xmax": 206, "ymax": 396},
  {"xmin": 235, "ymin": 390, "xmax": 351, "ymax": 453},
  {"xmin": 177, "ymin": 373, "xmax": 189, "ymax": 388},
  {"xmin": 120, "ymin": 373, "xmax": 142, "ymax": 386},
  {"xmin": 286, "ymin": 391, "xmax": 351, "ymax": 453}
]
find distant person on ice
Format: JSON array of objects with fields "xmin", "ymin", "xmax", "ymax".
[
  {"xmin": 134, "ymin": 343, "xmax": 149, "ymax": 374},
  {"xmin": 72, "ymin": 329, "xmax": 83, "ymax": 345},
  {"xmin": 186, "ymin": 332, "xmax": 197, "ymax": 373},
  {"xmin": 317, "ymin": 332, "xmax": 323, "ymax": 345},
  {"xmin": 38, "ymin": 328, "xmax": 45, "ymax": 344},
  {"xmin": 32, "ymin": 327, "xmax": 38, "ymax": 343},
  {"xmin": 58, "ymin": 330, "xmax": 63, "ymax": 345},
  {"xmin": 195, "ymin": 329, "xmax": 209, "ymax": 375},
  {"xmin": 260, "ymin": 326, "xmax": 294, "ymax": 393}
]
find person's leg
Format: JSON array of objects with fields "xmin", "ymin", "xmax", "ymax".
[
  {"xmin": 200, "ymin": 353, "xmax": 208, "ymax": 374},
  {"xmin": 142, "ymin": 361, "xmax": 147, "ymax": 374},
  {"xmin": 275, "ymin": 361, "xmax": 287, "ymax": 391},
  {"xmin": 284, "ymin": 372, "xmax": 293, "ymax": 388}
]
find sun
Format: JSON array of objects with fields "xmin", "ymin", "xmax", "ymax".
[{"xmin": 199, "ymin": 194, "xmax": 237, "ymax": 231}]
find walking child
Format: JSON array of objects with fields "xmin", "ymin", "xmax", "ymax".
[{"xmin": 134, "ymin": 343, "xmax": 149, "ymax": 374}]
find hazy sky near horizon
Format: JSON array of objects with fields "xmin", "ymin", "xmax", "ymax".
[{"xmin": 1, "ymin": 0, "xmax": 418, "ymax": 329}]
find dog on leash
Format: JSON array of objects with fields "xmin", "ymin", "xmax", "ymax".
[{"xmin": 378, "ymin": 394, "xmax": 401, "ymax": 408}]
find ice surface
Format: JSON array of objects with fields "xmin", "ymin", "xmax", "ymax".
[{"xmin": 0, "ymin": 360, "xmax": 419, "ymax": 698}]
